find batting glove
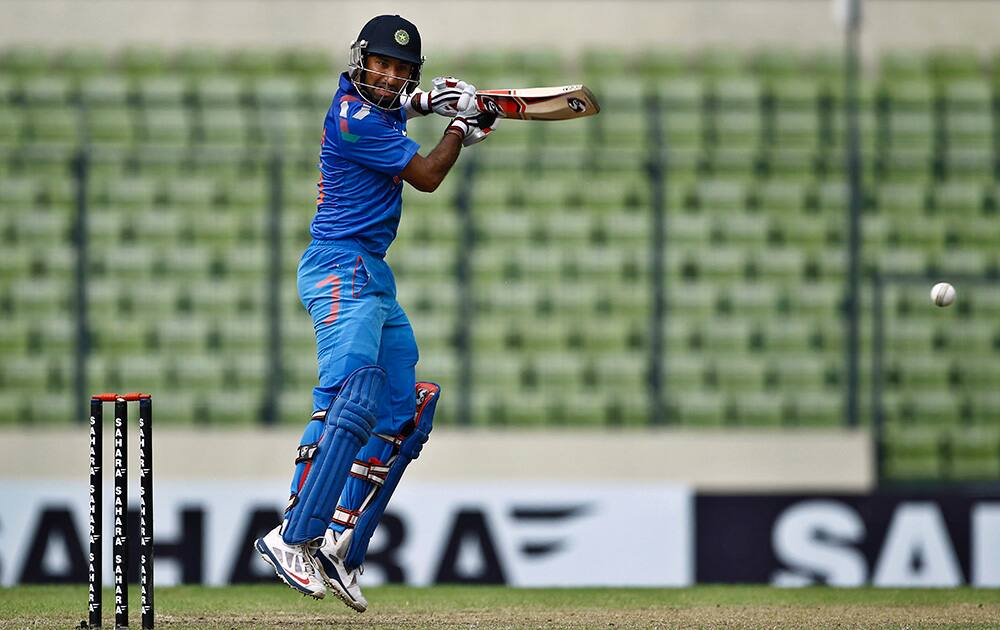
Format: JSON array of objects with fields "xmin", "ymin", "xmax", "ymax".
[
  {"xmin": 407, "ymin": 76, "xmax": 478, "ymax": 118},
  {"xmin": 445, "ymin": 110, "xmax": 499, "ymax": 147}
]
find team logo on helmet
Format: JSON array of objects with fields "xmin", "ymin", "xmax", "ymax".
[{"xmin": 394, "ymin": 29, "xmax": 410, "ymax": 45}]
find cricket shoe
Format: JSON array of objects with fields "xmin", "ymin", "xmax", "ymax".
[
  {"xmin": 313, "ymin": 528, "xmax": 368, "ymax": 612},
  {"xmin": 254, "ymin": 526, "xmax": 326, "ymax": 599}
]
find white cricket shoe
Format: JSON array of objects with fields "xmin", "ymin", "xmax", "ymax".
[
  {"xmin": 254, "ymin": 526, "xmax": 326, "ymax": 599},
  {"xmin": 313, "ymin": 528, "xmax": 368, "ymax": 612}
]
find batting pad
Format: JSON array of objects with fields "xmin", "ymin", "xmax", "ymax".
[
  {"xmin": 341, "ymin": 382, "xmax": 439, "ymax": 570},
  {"xmin": 282, "ymin": 365, "xmax": 387, "ymax": 545}
]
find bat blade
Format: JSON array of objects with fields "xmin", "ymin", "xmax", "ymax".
[{"xmin": 475, "ymin": 85, "xmax": 601, "ymax": 121}]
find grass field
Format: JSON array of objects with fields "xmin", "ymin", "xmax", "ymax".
[{"xmin": 2, "ymin": 585, "xmax": 999, "ymax": 629}]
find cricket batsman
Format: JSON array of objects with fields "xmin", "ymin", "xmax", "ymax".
[{"xmin": 253, "ymin": 14, "xmax": 497, "ymax": 611}]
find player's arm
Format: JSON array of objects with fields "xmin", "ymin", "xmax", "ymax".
[
  {"xmin": 402, "ymin": 111, "xmax": 498, "ymax": 192},
  {"xmin": 401, "ymin": 131, "xmax": 462, "ymax": 192}
]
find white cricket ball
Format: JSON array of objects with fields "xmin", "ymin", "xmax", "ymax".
[{"xmin": 930, "ymin": 282, "xmax": 956, "ymax": 307}]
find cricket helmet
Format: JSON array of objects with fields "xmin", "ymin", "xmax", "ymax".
[{"xmin": 348, "ymin": 15, "xmax": 424, "ymax": 109}]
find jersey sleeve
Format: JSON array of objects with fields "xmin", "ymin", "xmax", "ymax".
[{"xmin": 335, "ymin": 97, "xmax": 420, "ymax": 176}]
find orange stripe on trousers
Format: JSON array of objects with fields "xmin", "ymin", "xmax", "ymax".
[{"xmin": 316, "ymin": 274, "xmax": 342, "ymax": 325}]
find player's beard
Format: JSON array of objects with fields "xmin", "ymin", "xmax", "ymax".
[{"xmin": 357, "ymin": 69, "xmax": 412, "ymax": 110}]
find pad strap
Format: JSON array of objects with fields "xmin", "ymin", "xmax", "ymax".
[
  {"xmin": 339, "ymin": 382, "xmax": 440, "ymax": 570},
  {"xmin": 281, "ymin": 365, "xmax": 387, "ymax": 544}
]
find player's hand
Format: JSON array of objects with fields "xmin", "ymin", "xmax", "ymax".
[
  {"xmin": 416, "ymin": 76, "xmax": 477, "ymax": 117},
  {"xmin": 445, "ymin": 109, "xmax": 499, "ymax": 147}
]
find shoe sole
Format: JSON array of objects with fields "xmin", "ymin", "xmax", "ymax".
[
  {"xmin": 315, "ymin": 555, "xmax": 367, "ymax": 612},
  {"xmin": 254, "ymin": 538, "xmax": 325, "ymax": 600}
]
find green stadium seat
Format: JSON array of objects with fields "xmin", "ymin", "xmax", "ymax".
[
  {"xmin": 877, "ymin": 182, "xmax": 927, "ymax": 215},
  {"xmin": 772, "ymin": 111, "xmax": 820, "ymax": 149},
  {"xmin": 0, "ymin": 356, "xmax": 50, "ymax": 389},
  {"xmin": 943, "ymin": 111, "xmax": 993, "ymax": 149},
  {"xmin": 0, "ymin": 105, "xmax": 25, "ymax": 147},
  {"xmin": 928, "ymin": 48, "xmax": 983, "ymax": 79},
  {"xmin": 719, "ymin": 214, "xmax": 768, "ymax": 246},
  {"xmin": 135, "ymin": 76, "xmax": 189, "ymax": 107},
  {"xmin": 673, "ymin": 391, "xmax": 727, "ymax": 426},
  {"xmin": 888, "ymin": 215, "xmax": 945, "ymax": 249},
  {"xmin": 943, "ymin": 147, "xmax": 994, "ymax": 182},
  {"xmin": 26, "ymin": 106, "xmax": 78, "ymax": 144},
  {"xmin": 252, "ymin": 77, "xmax": 301, "ymax": 109},
  {"xmin": 25, "ymin": 393, "xmax": 74, "ymax": 425},
  {"xmin": 139, "ymin": 108, "xmax": 192, "ymax": 146},
  {"xmin": 658, "ymin": 77, "xmax": 705, "ymax": 110},
  {"xmin": 669, "ymin": 213, "xmax": 712, "ymax": 246},
  {"xmin": 880, "ymin": 51, "xmax": 930, "ymax": 81},
  {"xmin": 770, "ymin": 77, "xmax": 820, "ymax": 110},
  {"xmin": 95, "ymin": 245, "xmax": 156, "ymax": 278},
  {"xmin": 21, "ymin": 76, "xmax": 74, "ymax": 106},
  {"xmin": 103, "ymin": 176, "xmax": 159, "ymax": 209},
  {"xmin": 943, "ymin": 78, "xmax": 991, "ymax": 112},
  {"xmin": 932, "ymin": 181, "xmax": 983, "ymax": 215},
  {"xmin": 714, "ymin": 112, "xmax": 763, "ymax": 149},
  {"xmin": 666, "ymin": 282, "xmax": 716, "ymax": 318},
  {"xmin": 949, "ymin": 429, "xmax": 1000, "ymax": 479},
  {"xmin": 661, "ymin": 110, "xmax": 705, "ymax": 150},
  {"xmin": 79, "ymin": 76, "xmax": 130, "ymax": 107},
  {"xmin": 162, "ymin": 176, "xmax": 216, "ymax": 208},
  {"xmin": 257, "ymin": 107, "xmax": 311, "ymax": 147},
  {"xmin": 86, "ymin": 107, "xmax": 136, "ymax": 146},
  {"xmin": 665, "ymin": 356, "xmax": 709, "ymax": 390},
  {"xmin": 954, "ymin": 358, "xmax": 1000, "ymax": 390},
  {"xmin": 879, "ymin": 147, "xmax": 933, "ymax": 182},
  {"xmin": 697, "ymin": 319, "xmax": 752, "ymax": 354},
  {"xmin": 885, "ymin": 111, "xmax": 935, "ymax": 151},
  {"xmin": 173, "ymin": 48, "xmax": 228, "ymax": 75},
  {"xmin": 714, "ymin": 77, "xmax": 762, "ymax": 111},
  {"xmin": 788, "ymin": 391, "xmax": 842, "ymax": 426},
  {"xmin": 754, "ymin": 49, "xmax": 807, "ymax": 78},
  {"xmin": 899, "ymin": 391, "xmax": 964, "ymax": 427},
  {"xmin": 89, "ymin": 318, "xmax": 150, "ymax": 352},
  {"xmin": 231, "ymin": 353, "xmax": 267, "ymax": 388},
  {"xmin": 120, "ymin": 47, "xmax": 171, "ymax": 76},
  {"xmin": 883, "ymin": 427, "xmax": 940, "ymax": 478},
  {"xmin": 699, "ymin": 49, "xmax": 746, "ymax": 76},
  {"xmin": 696, "ymin": 179, "xmax": 746, "ymax": 212},
  {"xmin": 169, "ymin": 355, "xmax": 226, "ymax": 389},
  {"xmin": 970, "ymin": 393, "xmax": 1000, "ymax": 424},
  {"xmin": 711, "ymin": 356, "xmax": 769, "ymax": 391},
  {"xmin": 0, "ymin": 47, "xmax": 52, "ymax": 76},
  {"xmin": 772, "ymin": 355, "xmax": 830, "ymax": 390},
  {"xmin": 0, "ymin": 176, "xmax": 40, "ymax": 208},
  {"xmin": 892, "ymin": 358, "xmax": 950, "ymax": 390},
  {"xmin": 196, "ymin": 77, "xmax": 244, "ymax": 107},
  {"xmin": 931, "ymin": 249, "xmax": 990, "ymax": 276},
  {"xmin": 759, "ymin": 319, "xmax": 814, "ymax": 353},
  {"xmin": 7, "ymin": 279, "xmax": 71, "ymax": 319},
  {"xmin": 733, "ymin": 392, "xmax": 785, "ymax": 426},
  {"xmin": 720, "ymin": 283, "xmax": 781, "ymax": 318},
  {"xmin": 202, "ymin": 391, "xmax": 261, "ymax": 424},
  {"xmin": 888, "ymin": 321, "xmax": 936, "ymax": 353},
  {"xmin": 0, "ymin": 247, "xmax": 31, "ymax": 279},
  {"xmin": 282, "ymin": 49, "xmax": 335, "ymax": 77},
  {"xmin": 199, "ymin": 107, "xmax": 252, "ymax": 146},
  {"xmin": 87, "ymin": 208, "xmax": 128, "ymax": 242},
  {"xmin": 155, "ymin": 317, "xmax": 207, "ymax": 352}
]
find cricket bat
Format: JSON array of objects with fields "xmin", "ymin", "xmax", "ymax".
[{"xmin": 475, "ymin": 85, "xmax": 601, "ymax": 121}]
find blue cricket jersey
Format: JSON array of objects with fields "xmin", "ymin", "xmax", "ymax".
[{"xmin": 310, "ymin": 73, "xmax": 421, "ymax": 257}]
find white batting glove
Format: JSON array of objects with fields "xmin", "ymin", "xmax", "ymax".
[
  {"xmin": 408, "ymin": 76, "xmax": 478, "ymax": 117},
  {"xmin": 445, "ymin": 109, "xmax": 499, "ymax": 147}
]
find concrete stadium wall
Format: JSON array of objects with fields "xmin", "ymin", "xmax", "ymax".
[
  {"xmin": 1, "ymin": 1, "xmax": 998, "ymax": 58},
  {"xmin": 0, "ymin": 427, "xmax": 873, "ymax": 491}
]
